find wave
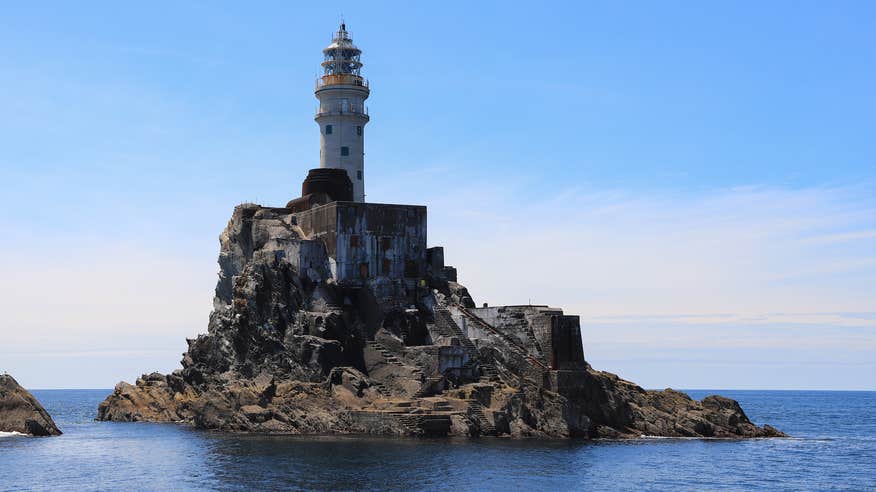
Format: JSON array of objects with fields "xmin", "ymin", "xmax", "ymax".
[
  {"xmin": 0, "ymin": 431, "xmax": 26, "ymax": 438},
  {"xmin": 632, "ymin": 435, "xmax": 796, "ymax": 441}
]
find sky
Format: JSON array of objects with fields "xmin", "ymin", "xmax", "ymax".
[{"xmin": 1, "ymin": 1, "xmax": 874, "ymax": 390}]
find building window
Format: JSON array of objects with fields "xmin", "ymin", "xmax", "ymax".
[
  {"xmin": 341, "ymin": 146, "xmax": 349, "ymax": 156},
  {"xmin": 325, "ymin": 125, "xmax": 332, "ymax": 135},
  {"xmin": 357, "ymin": 170, "xmax": 363, "ymax": 180},
  {"xmin": 356, "ymin": 126, "xmax": 362, "ymax": 136}
]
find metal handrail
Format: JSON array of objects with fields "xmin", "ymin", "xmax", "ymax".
[
  {"xmin": 315, "ymin": 74, "xmax": 369, "ymax": 89},
  {"xmin": 315, "ymin": 105, "xmax": 369, "ymax": 117}
]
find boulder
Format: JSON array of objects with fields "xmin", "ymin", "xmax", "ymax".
[{"xmin": 0, "ymin": 374, "xmax": 62, "ymax": 436}]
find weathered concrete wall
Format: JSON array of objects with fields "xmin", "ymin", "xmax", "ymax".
[
  {"xmin": 298, "ymin": 239, "xmax": 331, "ymax": 283},
  {"xmin": 466, "ymin": 306, "xmax": 548, "ymax": 360},
  {"xmin": 296, "ymin": 202, "xmax": 339, "ymax": 255},
  {"xmin": 438, "ymin": 345, "xmax": 465, "ymax": 374},
  {"xmin": 295, "ymin": 202, "xmax": 427, "ymax": 287},
  {"xmin": 462, "ymin": 305, "xmax": 586, "ymax": 371}
]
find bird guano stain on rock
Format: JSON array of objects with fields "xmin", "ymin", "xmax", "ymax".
[{"xmin": 97, "ymin": 204, "xmax": 785, "ymax": 439}]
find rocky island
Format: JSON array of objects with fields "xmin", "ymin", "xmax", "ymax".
[
  {"xmin": 0, "ymin": 374, "xmax": 62, "ymax": 436},
  {"xmin": 98, "ymin": 22, "xmax": 783, "ymax": 439},
  {"xmin": 98, "ymin": 204, "xmax": 783, "ymax": 439}
]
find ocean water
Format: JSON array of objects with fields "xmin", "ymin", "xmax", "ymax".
[{"xmin": 1, "ymin": 390, "xmax": 874, "ymax": 491}]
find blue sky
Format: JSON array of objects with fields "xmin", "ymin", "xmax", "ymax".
[{"xmin": 1, "ymin": 2, "xmax": 874, "ymax": 389}]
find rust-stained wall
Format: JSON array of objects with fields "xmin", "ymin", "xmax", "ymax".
[{"xmin": 295, "ymin": 201, "xmax": 427, "ymax": 285}]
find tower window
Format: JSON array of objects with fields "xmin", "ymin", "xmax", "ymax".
[
  {"xmin": 356, "ymin": 126, "xmax": 362, "ymax": 136},
  {"xmin": 325, "ymin": 125, "xmax": 332, "ymax": 135},
  {"xmin": 341, "ymin": 146, "xmax": 349, "ymax": 156},
  {"xmin": 357, "ymin": 170, "xmax": 363, "ymax": 180}
]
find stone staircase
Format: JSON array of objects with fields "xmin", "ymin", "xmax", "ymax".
[
  {"xmin": 366, "ymin": 340, "xmax": 404, "ymax": 366},
  {"xmin": 413, "ymin": 376, "xmax": 444, "ymax": 398},
  {"xmin": 467, "ymin": 400, "xmax": 496, "ymax": 435},
  {"xmin": 392, "ymin": 411, "xmax": 452, "ymax": 436},
  {"xmin": 524, "ymin": 327, "xmax": 544, "ymax": 359},
  {"xmin": 370, "ymin": 380, "xmax": 390, "ymax": 396},
  {"xmin": 354, "ymin": 399, "xmax": 474, "ymax": 437},
  {"xmin": 435, "ymin": 306, "xmax": 486, "ymax": 383},
  {"xmin": 455, "ymin": 306, "xmax": 549, "ymax": 372},
  {"xmin": 366, "ymin": 340, "xmax": 423, "ymax": 378},
  {"xmin": 478, "ymin": 363, "xmax": 500, "ymax": 383},
  {"xmin": 434, "ymin": 307, "xmax": 478, "ymax": 356}
]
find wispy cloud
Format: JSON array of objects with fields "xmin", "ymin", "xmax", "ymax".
[
  {"xmin": 409, "ymin": 177, "xmax": 876, "ymax": 319},
  {"xmin": 2, "ymin": 173, "xmax": 874, "ymax": 389}
]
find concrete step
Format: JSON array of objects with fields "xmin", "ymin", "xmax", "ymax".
[
  {"xmin": 370, "ymin": 381, "xmax": 389, "ymax": 396},
  {"xmin": 413, "ymin": 376, "xmax": 444, "ymax": 398},
  {"xmin": 391, "ymin": 412, "xmax": 452, "ymax": 436},
  {"xmin": 467, "ymin": 400, "xmax": 497, "ymax": 435},
  {"xmin": 367, "ymin": 341, "xmax": 407, "ymax": 368}
]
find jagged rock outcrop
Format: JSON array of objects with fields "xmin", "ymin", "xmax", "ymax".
[
  {"xmin": 0, "ymin": 374, "xmax": 62, "ymax": 436},
  {"xmin": 98, "ymin": 204, "xmax": 784, "ymax": 439}
]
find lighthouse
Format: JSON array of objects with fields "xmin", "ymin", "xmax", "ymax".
[
  {"xmin": 285, "ymin": 22, "xmax": 429, "ymax": 289},
  {"xmin": 315, "ymin": 23, "xmax": 370, "ymax": 202}
]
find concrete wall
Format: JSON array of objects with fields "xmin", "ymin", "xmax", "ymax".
[
  {"xmin": 295, "ymin": 202, "xmax": 427, "ymax": 287},
  {"xmin": 464, "ymin": 305, "xmax": 586, "ymax": 370},
  {"xmin": 467, "ymin": 306, "xmax": 550, "ymax": 359},
  {"xmin": 437, "ymin": 345, "xmax": 466, "ymax": 374},
  {"xmin": 297, "ymin": 239, "xmax": 331, "ymax": 283}
]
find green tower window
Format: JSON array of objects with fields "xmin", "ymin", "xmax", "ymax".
[
  {"xmin": 341, "ymin": 146, "xmax": 349, "ymax": 156},
  {"xmin": 356, "ymin": 126, "xmax": 362, "ymax": 136},
  {"xmin": 325, "ymin": 125, "xmax": 333, "ymax": 135},
  {"xmin": 357, "ymin": 170, "xmax": 363, "ymax": 180}
]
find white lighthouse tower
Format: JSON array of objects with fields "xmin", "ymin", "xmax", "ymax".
[{"xmin": 315, "ymin": 23, "xmax": 370, "ymax": 202}]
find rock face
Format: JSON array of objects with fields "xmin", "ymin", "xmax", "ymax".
[
  {"xmin": 98, "ymin": 204, "xmax": 784, "ymax": 439},
  {"xmin": 0, "ymin": 374, "xmax": 62, "ymax": 436}
]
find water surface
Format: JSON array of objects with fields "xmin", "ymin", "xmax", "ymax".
[{"xmin": 1, "ymin": 389, "xmax": 874, "ymax": 490}]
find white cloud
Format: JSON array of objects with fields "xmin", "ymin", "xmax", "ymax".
[{"xmin": 417, "ymin": 181, "xmax": 876, "ymax": 318}]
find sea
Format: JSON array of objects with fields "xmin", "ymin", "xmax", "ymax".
[{"xmin": 1, "ymin": 390, "xmax": 874, "ymax": 491}]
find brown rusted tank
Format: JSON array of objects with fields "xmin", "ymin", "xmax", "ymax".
[
  {"xmin": 286, "ymin": 168, "xmax": 353, "ymax": 212},
  {"xmin": 301, "ymin": 168, "xmax": 353, "ymax": 201}
]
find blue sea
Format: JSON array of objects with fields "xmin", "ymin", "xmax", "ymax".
[{"xmin": 1, "ymin": 390, "xmax": 874, "ymax": 491}]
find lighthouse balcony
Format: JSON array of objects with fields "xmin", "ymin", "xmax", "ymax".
[
  {"xmin": 316, "ymin": 74, "xmax": 369, "ymax": 89},
  {"xmin": 315, "ymin": 106, "xmax": 370, "ymax": 119}
]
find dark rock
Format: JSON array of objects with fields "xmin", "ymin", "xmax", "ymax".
[{"xmin": 0, "ymin": 374, "xmax": 62, "ymax": 436}]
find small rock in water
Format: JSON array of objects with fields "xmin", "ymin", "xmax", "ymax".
[{"xmin": 0, "ymin": 374, "xmax": 62, "ymax": 436}]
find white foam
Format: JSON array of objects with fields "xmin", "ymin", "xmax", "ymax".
[{"xmin": 0, "ymin": 431, "xmax": 26, "ymax": 438}]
